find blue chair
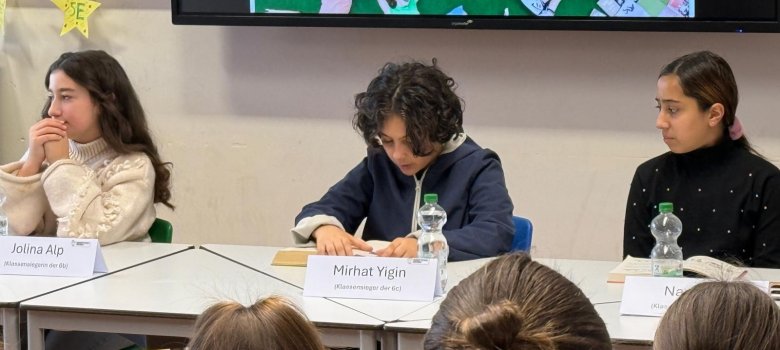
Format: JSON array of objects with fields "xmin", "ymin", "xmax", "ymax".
[{"xmin": 511, "ymin": 216, "xmax": 533, "ymax": 252}]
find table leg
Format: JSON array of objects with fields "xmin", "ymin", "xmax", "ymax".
[
  {"xmin": 381, "ymin": 331, "xmax": 398, "ymax": 350},
  {"xmin": 359, "ymin": 330, "xmax": 379, "ymax": 350},
  {"xmin": 2, "ymin": 308, "xmax": 21, "ymax": 350},
  {"xmin": 397, "ymin": 332, "xmax": 425, "ymax": 350},
  {"xmin": 26, "ymin": 311, "xmax": 46, "ymax": 350}
]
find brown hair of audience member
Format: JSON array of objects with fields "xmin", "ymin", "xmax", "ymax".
[
  {"xmin": 424, "ymin": 252, "xmax": 612, "ymax": 350},
  {"xmin": 654, "ymin": 281, "xmax": 780, "ymax": 350},
  {"xmin": 188, "ymin": 296, "xmax": 324, "ymax": 350}
]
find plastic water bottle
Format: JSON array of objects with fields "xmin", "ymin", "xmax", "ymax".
[
  {"xmin": 0, "ymin": 187, "xmax": 8, "ymax": 236},
  {"xmin": 650, "ymin": 202, "xmax": 683, "ymax": 277},
  {"xmin": 417, "ymin": 193, "xmax": 449, "ymax": 291}
]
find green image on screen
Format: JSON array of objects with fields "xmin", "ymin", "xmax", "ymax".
[{"xmin": 250, "ymin": 0, "xmax": 694, "ymax": 17}]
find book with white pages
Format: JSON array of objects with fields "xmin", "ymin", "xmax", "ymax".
[
  {"xmin": 608, "ymin": 255, "xmax": 749, "ymax": 283},
  {"xmin": 272, "ymin": 240, "xmax": 390, "ymax": 266}
]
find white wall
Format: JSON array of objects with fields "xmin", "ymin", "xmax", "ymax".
[{"xmin": 2, "ymin": 1, "xmax": 779, "ymax": 260}]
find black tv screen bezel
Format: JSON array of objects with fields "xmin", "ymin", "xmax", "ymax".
[{"xmin": 170, "ymin": 0, "xmax": 780, "ymax": 33}]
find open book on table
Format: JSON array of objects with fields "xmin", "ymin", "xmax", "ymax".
[
  {"xmin": 271, "ymin": 240, "xmax": 391, "ymax": 266},
  {"xmin": 607, "ymin": 255, "xmax": 749, "ymax": 283}
]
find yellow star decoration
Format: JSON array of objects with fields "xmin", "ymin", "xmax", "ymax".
[{"xmin": 52, "ymin": 0, "xmax": 101, "ymax": 38}]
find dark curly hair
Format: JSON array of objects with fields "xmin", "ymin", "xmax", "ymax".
[
  {"xmin": 353, "ymin": 60, "xmax": 464, "ymax": 157},
  {"xmin": 42, "ymin": 50, "xmax": 174, "ymax": 209}
]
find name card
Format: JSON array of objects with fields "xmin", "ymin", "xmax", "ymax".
[
  {"xmin": 303, "ymin": 255, "xmax": 441, "ymax": 301},
  {"xmin": 0, "ymin": 236, "xmax": 108, "ymax": 277},
  {"xmin": 620, "ymin": 276, "xmax": 769, "ymax": 317}
]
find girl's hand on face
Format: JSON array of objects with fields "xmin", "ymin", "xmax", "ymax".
[
  {"xmin": 19, "ymin": 119, "xmax": 67, "ymax": 175},
  {"xmin": 44, "ymin": 134, "xmax": 70, "ymax": 163}
]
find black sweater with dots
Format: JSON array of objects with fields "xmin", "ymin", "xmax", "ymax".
[{"xmin": 623, "ymin": 139, "xmax": 780, "ymax": 268}]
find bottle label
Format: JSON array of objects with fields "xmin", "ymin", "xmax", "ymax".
[
  {"xmin": 0, "ymin": 216, "xmax": 8, "ymax": 236},
  {"xmin": 652, "ymin": 259, "xmax": 683, "ymax": 277}
]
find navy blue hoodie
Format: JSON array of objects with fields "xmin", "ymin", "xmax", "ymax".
[{"xmin": 294, "ymin": 136, "xmax": 514, "ymax": 261}]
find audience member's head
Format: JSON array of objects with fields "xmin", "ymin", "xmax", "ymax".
[
  {"xmin": 654, "ymin": 281, "xmax": 780, "ymax": 350},
  {"xmin": 424, "ymin": 252, "xmax": 612, "ymax": 350},
  {"xmin": 188, "ymin": 296, "xmax": 324, "ymax": 350}
]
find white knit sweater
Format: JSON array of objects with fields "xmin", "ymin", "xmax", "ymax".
[{"xmin": 0, "ymin": 138, "xmax": 155, "ymax": 245}]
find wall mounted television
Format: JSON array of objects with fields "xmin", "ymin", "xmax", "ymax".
[{"xmin": 171, "ymin": 0, "xmax": 780, "ymax": 33}]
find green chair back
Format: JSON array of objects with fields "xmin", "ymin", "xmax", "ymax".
[{"xmin": 148, "ymin": 218, "xmax": 173, "ymax": 243}]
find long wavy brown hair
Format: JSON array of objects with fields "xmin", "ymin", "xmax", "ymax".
[{"xmin": 42, "ymin": 50, "xmax": 173, "ymax": 209}]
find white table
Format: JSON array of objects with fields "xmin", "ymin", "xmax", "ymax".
[
  {"xmin": 385, "ymin": 258, "xmax": 626, "ymax": 349},
  {"xmin": 595, "ymin": 302, "xmax": 657, "ymax": 345},
  {"xmin": 200, "ymin": 244, "xmax": 492, "ymax": 322},
  {"xmin": 200, "ymin": 244, "xmax": 306, "ymax": 286},
  {"xmin": 0, "ymin": 241, "xmax": 191, "ymax": 350},
  {"xmin": 324, "ymin": 257, "xmax": 493, "ymax": 324},
  {"xmin": 592, "ymin": 266, "xmax": 780, "ymax": 347},
  {"xmin": 181, "ymin": 246, "xmax": 780, "ymax": 349},
  {"xmin": 200, "ymin": 244, "xmax": 496, "ymax": 349},
  {"xmin": 391, "ymin": 258, "xmax": 625, "ymax": 325},
  {"xmin": 535, "ymin": 258, "xmax": 626, "ymax": 305},
  {"xmin": 201, "ymin": 245, "xmax": 625, "ymax": 350},
  {"xmin": 22, "ymin": 248, "xmax": 385, "ymax": 350},
  {"xmin": 329, "ymin": 256, "xmax": 494, "ymax": 348}
]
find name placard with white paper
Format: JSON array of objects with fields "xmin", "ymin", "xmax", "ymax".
[
  {"xmin": 620, "ymin": 276, "xmax": 769, "ymax": 317},
  {"xmin": 303, "ymin": 255, "xmax": 442, "ymax": 301},
  {"xmin": 0, "ymin": 236, "xmax": 108, "ymax": 277}
]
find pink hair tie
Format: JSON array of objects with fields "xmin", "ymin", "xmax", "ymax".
[{"xmin": 729, "ymin": 117, "xmax": 744, "ymax": 140}]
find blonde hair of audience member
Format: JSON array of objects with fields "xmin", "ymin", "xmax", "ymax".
[
  {"xmin": 424, "ymin": 252, "xmax": 612, "ymax": 350},
  {"xmin": 654, "ymin": 281, "xmax": 780, "ymax": 350},
  {"xmin": 188, "ymin": 296, "xmax": 324, "ymax": 350}
]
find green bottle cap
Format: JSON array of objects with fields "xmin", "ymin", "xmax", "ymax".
[
  {"xmin": 424, "ymin": 193, "xmax": 438, "ymax": 204},
  {"xmin": 659, "ymin": 202, "xmax": 673, "ymax": 213}
]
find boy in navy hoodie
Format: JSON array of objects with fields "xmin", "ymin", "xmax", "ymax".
[{"xmin": 292, "ymin": 60, "xmax": 514, "ymax": 261}]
